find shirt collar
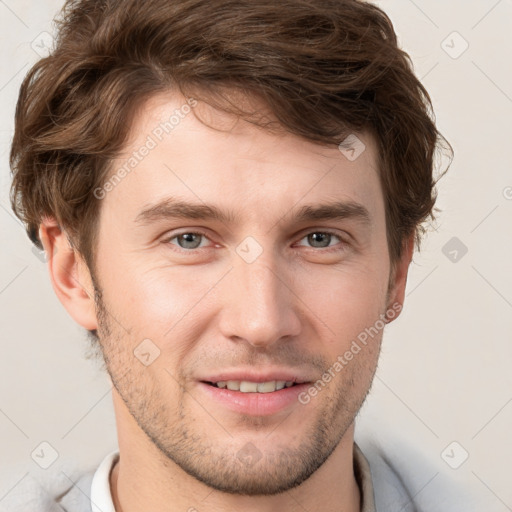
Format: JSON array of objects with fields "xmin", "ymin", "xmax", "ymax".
[
  {"xmin": 91, "ymin": 450, "xmax": 118, "ymax": 512},
  {"xmin": 353, "ymin": 442, "xmax": 377, "ymax": 512}
]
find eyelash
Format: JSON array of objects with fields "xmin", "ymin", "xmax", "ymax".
[{"xmin": 162, "ymin": 229, "xmax": 347, "ymax": 254}]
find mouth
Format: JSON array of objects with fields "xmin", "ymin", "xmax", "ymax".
[
  {"xmin": 198, "ymin": 378, "xmax": 312, "ymax": 416},
  {"xmin": 203, "ymin": 380, "xmax": 300, "ymax": 393}
]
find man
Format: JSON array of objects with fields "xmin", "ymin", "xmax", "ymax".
[{"xmin": 8, "ymin": 0, "xmax": 452, "ymax": 510}]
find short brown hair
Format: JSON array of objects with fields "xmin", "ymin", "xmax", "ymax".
[{"xmin": 10, "ymin": 0, "xmax": 451, "ymax": 273}]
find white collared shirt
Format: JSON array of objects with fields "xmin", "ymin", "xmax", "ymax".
[{"xmin": 90, "ymin": 450, "xmax": 119, "ymax": 512}]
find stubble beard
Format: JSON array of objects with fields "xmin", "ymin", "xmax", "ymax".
[{"xmin": 91, "ymin": 279, "xmax": 379, "ymax": 496}]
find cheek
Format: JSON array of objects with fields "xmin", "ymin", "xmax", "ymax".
[
  {"xmin": 101, "ymin": 256, "xmax": 226, "ymax": 339},
  {"xmin": 294, "ymin": 260, "xmax": 389, "ymax": 341}
]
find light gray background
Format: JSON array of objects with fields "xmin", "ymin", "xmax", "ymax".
[{"xmin": 1, "ymin": 0, "xmax": 511, "ymax": 509}]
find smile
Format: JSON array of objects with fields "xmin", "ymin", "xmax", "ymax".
[{"xmin": 207, "ymin": 380, "xmax": 297, "ymax": 392}]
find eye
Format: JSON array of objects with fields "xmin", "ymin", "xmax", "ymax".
[
  {"xmin": 165, "ymin": 231, "xmax": 212, "ymax": 250},
  {"xmin": 296, "ymin": 231, "xmax": 344, "ymax": 250},
  {"xmin": 162, "ymin": 229, "xmax": 346, "ymax": 253}
]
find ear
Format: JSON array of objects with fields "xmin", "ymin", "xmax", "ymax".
[
  {"xmin": 385, "ymin": 234, "xmax": 415, "ymax": 324},
  {"xmin": 39, "ymin": 218, "xmax": 98, "ymax": 330}
]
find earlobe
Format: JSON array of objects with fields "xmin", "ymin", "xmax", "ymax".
[
  {"xmin": 385, "ymin": 234, "xmax": 415, "ymax": 323},
  {"xmin": 39, "ymin": 218, "xmax": 98, "ymax": 331}
]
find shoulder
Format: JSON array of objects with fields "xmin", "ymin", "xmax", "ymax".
[
  {"xmin": 0, "ymin": 467, "xmax": 95, "ymax": 512},
  {"xmin": 356, "ymin": 434, "xmax": 485, "ymax": 512},
  {"xmin": 58, "ymin": 470, "xmax": 95, "ymax": 511},
  {"xmin": 357, "ymin": 440, "xmax": 417, "ymax": 512}
]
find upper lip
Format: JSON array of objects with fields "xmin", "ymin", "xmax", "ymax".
[{"xmin": 198, "ymin": 369, "xmax": 313, "ymax": 384}]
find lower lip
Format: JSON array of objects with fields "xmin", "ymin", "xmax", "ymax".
[{"xmin": 198, "ymin": 382, "xmax": 311, "ymax": 416}]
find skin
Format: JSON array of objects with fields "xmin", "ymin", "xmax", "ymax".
[{"xmin": 40, "ymin": 90, "xmax": 413, "ymax": 512}]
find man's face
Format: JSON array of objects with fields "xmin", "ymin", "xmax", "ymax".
[{"xmin": 92, "ymin": 91, "xmax": 394, "ymax": 495}]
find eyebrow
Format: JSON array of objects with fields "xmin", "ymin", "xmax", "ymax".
[{"xmin": 134, "ymin": 196, "xmax": 371, "ymax": 227}]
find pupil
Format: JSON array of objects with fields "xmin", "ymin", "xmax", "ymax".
[
  {"xmin": 179, "ymin": 233, "xmax": 201, "ymax": 249},
  {"xmin": 309, "ymin": 232, "xmax": 330, "ymax": 248}
]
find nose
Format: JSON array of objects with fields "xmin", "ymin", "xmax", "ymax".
[{"xmin": 218, "ymin": 252, "xmax": 302, "ymax": 349}]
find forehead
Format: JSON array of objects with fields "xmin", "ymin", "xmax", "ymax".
[{"xmin": 103, "ymin": 90, "xmax": 384, "ymax": 227}]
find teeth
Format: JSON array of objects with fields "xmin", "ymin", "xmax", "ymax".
[
  {"xmin": 257, "ymin": 381, "xmax": 276, "ymax": 393},
  {"xmin": 226, "ymin": 380, "xmax": 240, "ymax": 391},
  {"xmin": 214, "ymin": 380, "xmax": 296, "ymax": 393},
  {"xmin": 240, "ymin": 381, "xmax": 258, "ymax": 392}
]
